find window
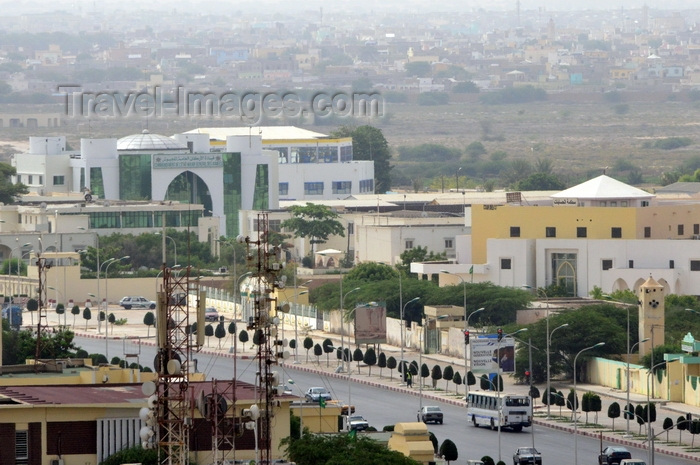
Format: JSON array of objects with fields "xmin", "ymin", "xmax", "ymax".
[
  {"xmin": 445, "ymin": 239, "xmax": 454, "ymax": 249},
  {"xmin": 621, "ymin": 200, "xmax": 628, "ymax": 207},
  {"xmin": 678, "ymin": 224, "xmax": 684, "ymax": 235},
  {"xmin": 644, "ymin": 227, "xmax": 651, "ymax": 238},
  {"xmin": 610, "ymin": 201, "xmax": 617, "ymax": 207},
  {"xmin": 405, "ymin": 240, "xmax": 414, "ymax": 249},
  {"xmin": 332, "ymin": 181, "xmax": 351, "ymax": 194},
  {"xmin": 669, "ymin": 260, "xmax": 675, "ymax": 269},
  {"xmin": 611, "ymin": 227, "xmax": 622, "ymax": 238},
  {"xmin": 53, "ymin": 175, "xmax": 65, "ymax": 185},
  {"xmin": 642, "ymin": 201, "xmax": 650, "ymax": 207},
  {"xmin": 510, "ymin": 226, "xmax": 520, "ymax": 238},
  {"xmin": 692, "ymin": 260, "xmax": 700, "ymax": 271},
  {"xmin": 347, "ymin": 223, "xmax": 354, "ymax": 234},
  {"xmin": 500, "ymin": 258, "xmax": 511, "ymax": 269},
  {"xmin": 600, "ymin": 201, "xmax": 606, "ymax": 207},
  {"xmin": 359, "ymin": 179, "xmax": 374, "ymax": 193},
  {"xmin": 279, "ymin": 182, "xmax": 288, "ymax": 196},
  {"xmin": 695, "ymin": 224, "xmax": 700, "ymax": 235},
  {"xmin": 304, "ymin": 182, "xmax": 324, "ymax": 195},
  {"xmin": 16, "ymin": 430, "xmax": 28, "ymax": 464},
  {"xmin": 577, "ymin": 227, "xmax": 587, "ymax": 238},
  {"xmin": 28, "ymin": 175, "xmax": 33, "ymax": 184},
  {"xmin": 602, "ymin": 259, "xmax": 613, "ymax": 271},
  {"xmin": 545, "ymin": 227, "xmax": 556, "ymax": 238},
  {"xmin": 629, "ymin": 260, "xmax": 634, "ymax": 269}
]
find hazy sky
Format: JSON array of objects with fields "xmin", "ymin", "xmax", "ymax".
[{"xmin": 2, "ymin": 0, "xmax": 699, "ymax": 15}]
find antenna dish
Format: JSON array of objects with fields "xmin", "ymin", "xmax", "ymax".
[{"xmin": 142, "ymin": 381, "xmax": 157, "ymax": 396}]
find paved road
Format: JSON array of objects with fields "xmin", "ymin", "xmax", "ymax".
[{"xmin": 75, "ymin": 335, "xmax": 697, "ymax": 465}]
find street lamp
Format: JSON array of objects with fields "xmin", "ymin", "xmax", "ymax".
[
  {"xmin": 465, "ymin": 307, "xmax": 485, "ymax": 397},
  {"xmin": 497, "ymin": 328, "xmax": 527, "ymax": 463},
  {"xmin": 293, "ymin": 275, "xmax": 313, "ymax": 364},
  {"xmin": 17, "ymin": 249, "xmax": 33, "ymax": 304},
  {"xmin": 48, "ymin": 286, "xmax": 64, "ymax": 326},
  {"xmin": 419, "ymin": 314, "xmax": 448, "ymax": 420},
  {"xmin": 625, "ymin": 337, "xmax": 650, "ymax": 438},
  {"xmin": 78, "ymin": 227, "xmax": 100, "ymax": 331},
  {"xmin": 339, "ymin": 282, "xmax": 361, "ymax": 373},
  {"xmin": 440, "ymin": 270, "xmax": 475, "ymax": 397},
  {"xmin": 9, "ymin": 242, "xmax": 31, "ymax": 299},
  {"xmin": 646, "ymin": 360, "xmax": 666, "ymax": 465},
  {"xmin": 546, "ymin": 323, "xmax": 569, "ymax": 419},
  {"xmin": 236, "ymin": 271, "xmax": 253, "ymax": 322},
  {"xmin": 156, "ymin": 232, "xmax": 177, "ymax": 267},
  {"xmin": 574, "ymin": 342, "xmax": 605, "ymax": 465},
  {"xmin": 103, "ymin": 255, "xmax": 129, "ymax": 360},
  {"xmin": 401, "ymin": 296, "xmax": 420, "ymax": 383}
]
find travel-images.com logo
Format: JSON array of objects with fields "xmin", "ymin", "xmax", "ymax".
[{"xmin": 58, "ymin": 85, "xmax": 385, "ymax": 123}]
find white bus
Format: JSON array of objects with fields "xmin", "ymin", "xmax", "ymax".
[{"xmin": 466, "ymin": 391, "xmax": 532, "ymax": 432}]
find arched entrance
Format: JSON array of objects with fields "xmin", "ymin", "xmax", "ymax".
[{"xmin": 165, "ymin": 171, "xmax": 213, "ymax": 216}]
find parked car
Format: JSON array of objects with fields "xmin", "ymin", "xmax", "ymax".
[
  {"xmin": 119, "ymin": 296, "xmax": 156, "ymax": 309},
  {"xmin": 513, "ymin": 447, "xmax": 542, "ymax": 465},
  {"xmin": 599, "ymin": 446, "xmax": 632, "ymax": 465},
  {"xmin": 205, "ymin": 307, "xmax": 220, "ymax": 322},
  {"xmin": 419, "ymin": 406, "xmax": 443, "ymax": 424},
  {"xmin": 304, "ymin": 387, "xmax": 332, "ymax": 403},
  {"xmin": 348, "ymin": 415, "xmax": 369, "ymax": 431}
]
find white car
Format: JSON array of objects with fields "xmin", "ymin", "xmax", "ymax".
[{"xmin": 119, "ymin": 296, "xmax": 156, "ymax": 309}]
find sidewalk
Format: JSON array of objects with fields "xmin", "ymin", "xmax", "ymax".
[{"xmin": 63, "ymin": 307, "xmax": 700, "ymax": 462}]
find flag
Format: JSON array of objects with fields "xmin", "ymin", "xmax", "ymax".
[
  {"xmin": 469, "ymin": 265, "xmax": 474, "ymax": 274},
  {"xmin": 319, "ymin": 397, "xmax": 326, "ymax": 408},
  {"xmin": 348, "ymin": 428, "xmax": 357, "ymax": 440}
]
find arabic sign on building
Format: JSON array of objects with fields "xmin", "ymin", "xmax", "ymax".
[
  {"xmin": 471, "ymin": 337, "xmax": 516, "ymax": 374},
  {"xmin": 153, "ymin": 153, "xmax": 223, "ymax": 169},
  {"xmin": 553, "ymin": 198, "xmax": 577, "ymax": 206}
]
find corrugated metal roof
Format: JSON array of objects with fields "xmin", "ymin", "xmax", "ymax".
[{"xmin": 184, "ymin": 126, "xmax": 330, "ymax": 141}]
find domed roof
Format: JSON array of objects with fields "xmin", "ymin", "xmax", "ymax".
[{"xmin": 117, "ymin": 130, "xmax": 187, "ymax": 151}]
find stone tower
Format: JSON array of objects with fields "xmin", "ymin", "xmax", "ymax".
[{"xmin": 638, "ymin": 276, "xmax": 664, "ymax": 357}]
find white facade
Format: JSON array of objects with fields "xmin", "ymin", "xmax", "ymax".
[
  {"xmin": 278, "ymin": 161, "xmax": 374, "ymax": 201},
  {"xmin": 13, "ymin": 136, "xmax": 75, "ymax": 196}
]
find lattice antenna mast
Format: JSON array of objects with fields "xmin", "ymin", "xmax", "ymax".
[
  {"xmin": 34, "ymin": 242, "xmax": 50, "ymax": 370},
  {"xmin": 241, "ymin": 212, "xmax": 286, "ymax": 465},
  {"xmin": 154, "ymin": 264, "xmax": 196, "ymax": 465}
]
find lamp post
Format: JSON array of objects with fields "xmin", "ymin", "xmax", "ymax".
[
  {"xmin": 156, "ymin": 232, "xmax": 177, "ymax": 267},
  {"xmin": 17, "ymin": 249, "xmax": 33, "ymax": 305},
  {"xmin": 523, "ymin": 285, "xmax": 556, "ymax": 418},
  {"xmin": 546, "ymin": 323, "xmax": 569, "ymax": 419},
  {"xmin": 646, "ymin": 360, "xmax": 666, "ymax": 465},
  {"xmin": 456, "ymin": 167, "xmax": 462, "ymax": 192},
  {"xmin": 293, "ymin": 274, "xmax": 313, "ymax": 364},
  {"xmin": 340, "ymin": 284, "xmax": 361, "ymax": 373},
  {"xmin": 573, "ymin": 342, "xmax": 605, "ymax": 465},
  {"xmin": 497, "ymin": 328, "xmax": 527, "ymax": 463},
  {"xmin": 78, "ymin": 227, "xmax": 100, "ymax": 332},
  {"xmin": 465, "ymin": 307, "xmax": 485, "ymax": 397},
  {"xmin": 9, "ymin": 242, "xmax": 30, "ymax": 299},
  {"xmin": 440, "ymin": 270, "xmax": 474, "ymax": 397},
  {"xmin": 48, "ymin": 286, "xmax": 64, "ymax": 326},
  {"xmin": 401, "ymin": 296, "xmax": 420, "ymax": 384},
  {"xmin": 103, "ymin": 255, "xmax": 129, "ymax": 360},
  {"xmin": 624, "ymin": 337, "xmax": 650, "ymax": 438},
  {"xmin": 419, "ymin": 315, "xmax": 448, "ymax": 420}
]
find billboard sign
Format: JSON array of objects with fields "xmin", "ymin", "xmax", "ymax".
[
  {"xmin": 471, "ymin": 337, "xmax": 516, "ymax": 374},
  {"xmin": 354, "ymin": 305, "xmax": 387, "ymax": 344}
]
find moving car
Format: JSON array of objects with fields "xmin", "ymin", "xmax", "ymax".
[
  {"xmin": 619, "ymin": 461, "xmax": 646, "ymax": 465},
  {"xmin": 205, "ymin": 307, "xmax": 220, "ymax": 322},
  {"xmin": 304, "ymin": 387, "xmax": 332, "ymax": 403},
  {"xmin": 513, "ymin": 447, "xmax": 542, "ymax": 465},
  {"xmin": 419, "ymin": 406, "xmax": 444, "ymax": 424},
  {"xmin": 599, "ymin": 446, "xmax": 632, "ymax": 465},
  {"xmin": 348, "ymin": 415, "xmax": 369, "ymax": 431},
  {"xmin": 119, "ymin": 296, "xmax": 156, "ymax": 309}
]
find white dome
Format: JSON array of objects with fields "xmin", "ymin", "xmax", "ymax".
[{"xmin": 117, "ymin": 130, "xmax": 187, "ymax": 151}]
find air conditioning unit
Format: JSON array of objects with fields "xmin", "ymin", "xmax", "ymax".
[{"xmin": 50, "ymin": 459, "xmax": 64, "ymax": 465}]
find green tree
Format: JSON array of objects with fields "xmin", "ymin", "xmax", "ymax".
[
  {"xmin": 303, "ymin": 336, "xmax": 313, "ymax": 362},
  {"xmin": 313, "ymin": 343, "xmax": 323, "ymax": 364},
  {"xmin": 353, "ymin": 347, "xmax": 364, "ymax": 373},
  {"xmin": 108, "ymin": 313, "xmax": 116, "ymax": 334},
  {"xmin": 215, "ymin": 321, "xmax": 226, "ymax": 348},
  {"xmin": 481, "ymin": 456, "xmax": 495, "ymax": 465},
  {"xmin": 480, "ymin": 374, "xmax": 490, "ymax": 390},
  {"xmin": 322, "ymin": 338, "xmax": 334, "ymax": 367},
  {"xmin": 397, "ymin": 246, "xmax": 446, "ymax": 275},
  {"xmin": 56, "ymin": 303, "xmax": 65, "ymax": 326},
  {"xmin": 332, "ymin": 125, "xmax": 392, "ymax": 193},
  {"xmin": 517, "ymin": 172, "xmax": 565, "ymax": 191},
  {"xmin": 691, "ymin": 419, "xmax": 700, "ymax": 446},
  {"xmin": 663, "ymin": 416, "xmax": 674, "ymax": 442},
  {"xmin": 71, "ymin": 305, "xmax": 80, "ymax": 327},
  {"xmin": 467, "ymin": 371, "xmax": 476, "ymax": 388},
  {"xmin": 363, "ymin": 347, "xmax": 377, "ymax": 375},
  {"xmin": 205, "ymin": 324, "xmax": 214, "ymax": 347},
  {"xmin": 678, "ymin": 415, "xmax": 688, "ymax": 443},
  {"xmin": 82, "ymin": 307, "xmax": 91, "ymax": 330},
  {"xmin": 143, "ymin": 312, "xmax": 155, "ymax": 338},
  {"xmin": 282, "ymin": 432, "xmax": 421, "ymax": 465},
  {"xmin": 452, "ymin": 371, "xmax": 462, "ymax": 393},
  {"xmin": 387, "ymin": 356, "xmax": 397, "ymax": 379},
  {"xmin": 431, "ymin": 364, "xmax": 442, "ymax": 388},
  {"xmin": 345, "ymin": 262, "xmax": 397, "ymax": 281},
  {"xmin": 281, "ymin": 203, "xmax": 345, "ymax": 264},
  {"xmin": 608, "ymin": 402, "xmax": 621, "ymax": 431},
  {"xmin": 442, "ymin": 365, "xmax": 454, "ymax": 391},
  {"xmin": 635, "ymin": 404, "xmax": 645, "ymax": 434},
  {"xmin": 465, "ymin": 141, "xmax": 487, "ymax": 160},
  {"xmin": 378, "ymin": 351, "xmax": 387, "ymax": 377},
  {"xmin": 404, "ymin": 61, "xmax": 431, "ymax": 77},
  {"xmin": 567, "ymin": 389, "xmax": 578, "ymax": 420},
  {"xmin": 0, "ymin": 162, "xmax": 28, "ymax": 204},
  {"xmin": 100, "ymin": 445, "xmax": 158, "ymax": 465},
  {"xmin": 582, "ymin": 391, "xmax": 594, "ymax": 424},
  {"xmin": 238, "ymin": 330, "xmax": 249, "ymax": 351},
  {"xmin": 555, "ymin": 390, "xmax": 565, "ymax": 416},
  {"xmin": 439, "ymin": 439, "xmax": 458, "ymax": 464},
  {"xmin": 453, "ymin": 81, "xmax": 479, "ymax": 93}
]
